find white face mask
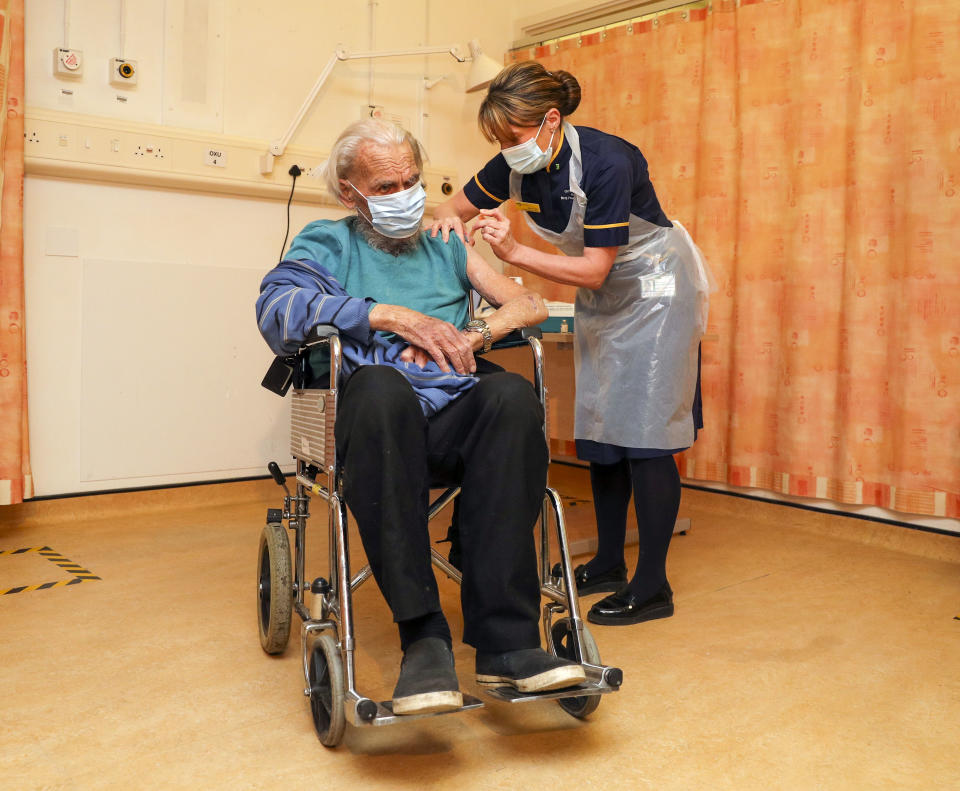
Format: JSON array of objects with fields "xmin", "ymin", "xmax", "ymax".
[
  {"xmin": 348, "ymin": 180, "xmax": 427, "ymax": 239},
  {"xmin": 501, "ymin": 115, "xmax": 555, "ymax": 175}
]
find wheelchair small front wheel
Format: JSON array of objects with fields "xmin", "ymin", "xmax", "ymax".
[
  {"xmin": 550, "ymin": 618, "xmax": 602, "ymax": 719},
  {"xmin": 308, "ymin": 633, "xmax": 346, "ymax": 747},
  {"xmin": 257, "ymin": 522, "xmax": 293, "ymax": 654}
]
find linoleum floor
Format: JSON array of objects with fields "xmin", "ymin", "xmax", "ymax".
[{"xmin": 2, "ymin": 468, "xmax": 958, "ymax": 790}]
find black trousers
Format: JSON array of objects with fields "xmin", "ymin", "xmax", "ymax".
[{"xmin": 334, "ymin": 365, "xmax": 548, "ymax": 651}]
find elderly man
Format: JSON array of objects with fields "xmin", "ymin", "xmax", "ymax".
[{"xmin": 256, "ymin": 119, "xmax": 585, "ymax": 716}]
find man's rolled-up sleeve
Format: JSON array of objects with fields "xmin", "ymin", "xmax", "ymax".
[{"xmin": 256, "ymin": 262, "xmax": 375, "ymax": 356}]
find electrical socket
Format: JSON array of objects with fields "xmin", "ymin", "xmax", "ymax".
[
  {"xmin": 291, "ymin": 162, "xmax": 328, "ymax": 182},
  {"xmin": 110, "ymin": 58, "xmax": 137, "ymax": 87},
  {"xmin": 133, "ymin": 143, "xmax": 164, "ymax": 160},
  {"xmin": 54, "ymin": 48, "xmax": 83, "ymax": 77}
]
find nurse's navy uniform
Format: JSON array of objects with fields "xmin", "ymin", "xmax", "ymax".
[{"xmin": 465, "ymin": 123, "xmax": 710, "ymax": 463}]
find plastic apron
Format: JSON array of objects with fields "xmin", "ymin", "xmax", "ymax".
[{"xmin": 510, "ymin": 123, "xmax": 711, "ymax": 450}]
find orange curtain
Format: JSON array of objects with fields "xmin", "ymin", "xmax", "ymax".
[
  {"xmin": 507, "ymin": 0, "xmax": 960, "ymax": 519},
  {"xmin": 0, "ymin": 0, "xmax": 30, "ymax": 505}
]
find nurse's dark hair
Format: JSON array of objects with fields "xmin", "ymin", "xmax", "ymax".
[{"xmin": 478, "ymin": 61, "xmax": 581, "ymax": 143}]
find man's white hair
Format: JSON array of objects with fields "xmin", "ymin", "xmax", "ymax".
[{"xmin": 322, "ymin": 119, "xmax": 427, "ymax": 201}]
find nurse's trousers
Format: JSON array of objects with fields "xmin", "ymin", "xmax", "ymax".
[{"xmin": 334, "ymin": 364, "xmax": 548, "ymax": 652}]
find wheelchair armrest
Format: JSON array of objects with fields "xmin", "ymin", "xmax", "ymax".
[
  {"xmin": 300, "ymin": 324, "xmax": 340, "ymax": 350},
  {"xmin": 486, "ymin": 326, "xmax": 543, "ymax": 352},
  {"xmin": 261, "ymin": 325, "xmax": 342, "ymax": 397}
]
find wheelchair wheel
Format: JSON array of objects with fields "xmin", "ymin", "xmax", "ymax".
[
  {"xmin": 308, "ymin": 632, "xmax": 346, "ymax": 747},
  {"xmin": 257, "ymin": 523, "xmax": 292, "ymax": 654},
  {"xmin": 550, "ymin": 618, "xmax": 602, "ymax": 719}
]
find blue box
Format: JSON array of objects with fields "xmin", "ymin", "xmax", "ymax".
[{"xmin": 539, "ymin": 316, "xmax": 574, "ymax": 334}]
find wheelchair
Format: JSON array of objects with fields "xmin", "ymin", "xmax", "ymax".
[{"xmin": 257, "ymin": 323, "xmax": 623, "ymax": 747}]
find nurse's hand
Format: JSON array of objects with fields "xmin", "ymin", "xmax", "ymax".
[
  {"xmin": 428, "ymin": 216, "xmax": 472, "ymax": 245},
  {"xmin": 472, "ymin": 208, "xmax": 518, "ymax": 262}
]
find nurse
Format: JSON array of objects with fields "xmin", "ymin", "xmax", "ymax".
[{"xmin": 432, "ymin": 61, "xmax": 710, "ymax": 626}]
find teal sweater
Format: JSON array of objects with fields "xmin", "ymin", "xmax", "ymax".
[{"xmin": 285, "ymin": 218, "xmax": 471, "ymax": 340}]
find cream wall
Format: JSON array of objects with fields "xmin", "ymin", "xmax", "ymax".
[
  {"xmin": 27, "ymin": 0, "xmax": 510, "ymax": 170},
  {"xmin": 23, "ymin": 0, "xmax": 518, "ymax": 496}
]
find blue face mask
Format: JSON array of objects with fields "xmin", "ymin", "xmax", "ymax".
[
  {"xmin": 349, "ymin": 180, "xmax": 427, "ymax": 239},
  {"xmin": 501, "ymin": 115, "xmax": 555, "ymax": 175}
]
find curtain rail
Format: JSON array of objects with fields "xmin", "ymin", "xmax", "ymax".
[{"xmin": 511, "ymin": 0, "xmax": 709, "ymax": 51}]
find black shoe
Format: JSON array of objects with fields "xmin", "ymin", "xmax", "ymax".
[
  {"xmin": 392, "ymin": 637, "xmax": 463, "ymax": 715},
  {"xmin": 550, "ymin": 562, "xmax": 627, "ymax": 595},
  {"xmin": 587, "ymin": 582, "xmax": 674, "ymax": 626},
  {"xmin": 475, "ymin": 648, "xmax": 586, "ymax": 693}
]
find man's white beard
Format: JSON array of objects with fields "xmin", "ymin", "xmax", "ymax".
[{"xmin": 351, "ymin": 214, "xmax": 421, "ymax": 256}]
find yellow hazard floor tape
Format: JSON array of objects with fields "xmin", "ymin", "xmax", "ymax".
[{"xmin": 0, "ymin": 546, "xmax": 101, "ymax": 596}]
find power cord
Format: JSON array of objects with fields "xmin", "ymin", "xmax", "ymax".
[{"xmin": 278, "ymin": 164, "xmax": 302, "ymax": 262}]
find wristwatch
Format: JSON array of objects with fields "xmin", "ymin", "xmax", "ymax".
[{"xmin": 464, "ymin": 318, "xmax": 493, "ymax": 353}]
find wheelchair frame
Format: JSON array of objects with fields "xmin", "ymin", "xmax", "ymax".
[{"xmin": 257, "ymin": 324, "xmax": 622, "ymax": 746}]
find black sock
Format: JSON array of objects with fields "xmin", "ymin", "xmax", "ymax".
[
  {"xmin": 583, "ymin": 459, "xmax": 631, "ymax": 576},
  {"xmin": 626, "ymin": 454, "xmax": 680, "ymax": 599},
  {"xmin": 398, "ymin": 611, "xmax": 452, "ymax": 652}
]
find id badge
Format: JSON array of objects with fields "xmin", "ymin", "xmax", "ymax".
[
  {"xmin": 640, "ymin": 273, "xmax": 676, "ymax": 298},
  {"xmin": 514, "ymin": 201, "xmax": 541, "ymax": 213}
]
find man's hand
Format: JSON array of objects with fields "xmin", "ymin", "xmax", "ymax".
[
  {"xmin": 400, "ymin": 330, "xmax": 484, "ymax": 369},
  {"xmin": 370, "ymin": 304, "xmax": 476, "ymax": 374}
]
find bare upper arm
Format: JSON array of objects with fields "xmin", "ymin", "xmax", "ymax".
[{"xmin": 464, "ymin": 244, "xmax": 529, "ymax": 307}]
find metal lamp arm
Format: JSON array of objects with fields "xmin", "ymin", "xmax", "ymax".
[
  {"xmin": 266, "ymin": 44, "xmax": 464, "ymax": 163},
  {"xmin": 269, "ymin": 50, "xmax": 342, "ymax": 158},
  {"xmin": 345, "ymin": 45, "xmax": 463, "ymax": 62}
]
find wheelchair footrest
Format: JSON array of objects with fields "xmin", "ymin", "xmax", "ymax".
[
  {"xmin": 350, "ymin": 693, "xmax": 485, "ymax": 727},
  {"xmin": 479, "ymin": 664, "xmax": 622, "ymax": 704}
]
